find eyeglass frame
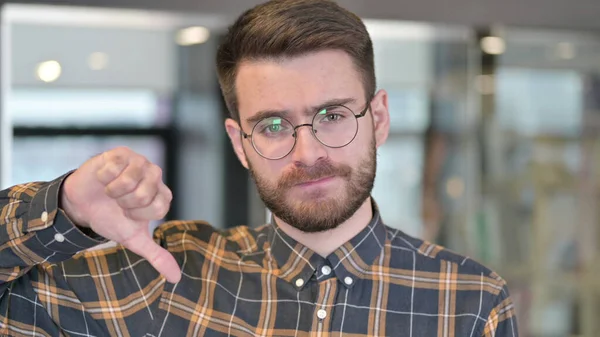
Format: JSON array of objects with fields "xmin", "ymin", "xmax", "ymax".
[{"xmin": 239, "ymin": 97, "xmax": 373, "ymax": 160}]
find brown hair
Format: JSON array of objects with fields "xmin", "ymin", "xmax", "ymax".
[{"xmin": 216, "ymin": 0, "xmax": 376, "ymax": 122}]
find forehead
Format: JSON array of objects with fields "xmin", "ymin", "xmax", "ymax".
[{"xmin": 235, "ymin": 50, "xmax": 364, "ymax": 121}]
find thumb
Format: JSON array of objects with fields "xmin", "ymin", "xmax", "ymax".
[{"xmin": 121, "ymin": 231, "xmax": 182, "ymax": 284}]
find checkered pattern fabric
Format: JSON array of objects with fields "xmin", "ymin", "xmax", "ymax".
[{"xmin": 0, "ymin": 174, "xmax": 518, "ymax": 336}]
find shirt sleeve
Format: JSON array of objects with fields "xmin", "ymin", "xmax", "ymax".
[
  {"xmin": 0, "ymin": 172, "xmax": 108, "ymax": 286},
  {"xmin": 481, "ymin": 283, "xmax": 520, "ymax": 337},
  {"xmin": 0, "ymin": 173, "xmax": 168, "ymax": 336}
]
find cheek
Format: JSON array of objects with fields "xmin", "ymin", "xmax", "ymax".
[
  {"xmin": 343, "ymin": 127, "xmax": 374, "ymax": 157},
  {"xmin": 326, "ymin": 146, "xmax": 361, "ymax": 166},
  {"xmin": 356, "ymin": 118, "xmax": 375, "ymax": 141},
  {"xmin": 249, "ymin": 153, "xmax": 289, "ymax": 181}
]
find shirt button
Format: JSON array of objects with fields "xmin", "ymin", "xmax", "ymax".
[
  {"xmin": 54, "ymin": 233, "xmax": 65, "ymax": 243},
  {"xmin": 41, "ymin": 211, "xmax": 48, "ymax": 222},
  {"xmin": 344, "ymin": 276, "xmax": 353, "ymax": 285},
  {"xmin": 295, "ymin": 278, "xmax": 304, "ymax": 288},
  {"xmin": 321, "ymin": 265, "xmax": 332, "ymax": 275},
  {"xmin": 316, "ymin": 309, "xmax": 327, "ymax": 319}
]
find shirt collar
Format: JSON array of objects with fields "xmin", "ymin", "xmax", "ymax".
[{"xmin": 264, "ymin": 200, "xmax": 387, "ymax": 290}]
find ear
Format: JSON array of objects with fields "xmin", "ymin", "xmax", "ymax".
[
  {"xmin": 370, "ymin": 89, "xmax": 390, "ymax": 148},
  {"xmin": 225, "ymin": 118, "xmax": 249, "ymax": 169}
]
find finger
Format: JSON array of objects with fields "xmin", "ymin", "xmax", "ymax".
[
  {"xmin": 125, "ymin": 183, "xmax": 172, "ymax": 221},
  {"xmin": 121, "ymin": 232, "xmax": 181, "ymax": 284},
  {"xmin": 116, "ymin": 165, "xmax": 162, "ymax": 209},
  {"xmin": 96, "ymin": 151, "xmax": 128, "ymax": 186},
  {"xmin": 104, "ymin": 157, "xmax": 147, "ymax": 198}
]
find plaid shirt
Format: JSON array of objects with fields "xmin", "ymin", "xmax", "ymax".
[{"xmin": 1, "ymin": 174, "xmax": 518, "ymax": 337}]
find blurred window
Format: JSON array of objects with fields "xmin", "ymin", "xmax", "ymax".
[
  {"xmin": 10, "ymin": 136, "xmax": 165, "ymax": 186},
  {"xmin": 10, "ymin": 88, "xmax": 170, "ymax": 127},
  {"xmin": 387, "ymin": 87, "xmax": 431, "ymax": 133},
  {"xmin": 496, "ymin": 68, "xmax": 584, "ymax": 136}
]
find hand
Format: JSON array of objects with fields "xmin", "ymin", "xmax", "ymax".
[{"xmin": 61, "ymin": 146, "xmax": 181, "ymax": 283}]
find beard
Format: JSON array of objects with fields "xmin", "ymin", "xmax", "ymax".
[{"xmin": 248, "ymin": 138, "xmax": 377, "ymax": 233}]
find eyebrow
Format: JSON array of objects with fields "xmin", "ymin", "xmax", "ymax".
[{"xmin": 245, "ymin": 97, "xmax": 357, "ymax": 125}]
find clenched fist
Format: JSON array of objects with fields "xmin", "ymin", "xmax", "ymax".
[{"xmin": 60, "ymin": 146, "xmax": 181, "ymax": 283}]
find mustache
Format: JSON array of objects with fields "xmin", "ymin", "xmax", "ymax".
[{"xmin": 277, "ymin": 160, "xmax": 352, "ymax": 189}]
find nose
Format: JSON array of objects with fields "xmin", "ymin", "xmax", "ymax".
[{"xmin": 290, "ymin": 124, "xmax": 327, "ymax": 166}]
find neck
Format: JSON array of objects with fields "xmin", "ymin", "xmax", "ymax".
[{"xmin": 273, "ymin": 197, "xmax": 374, "ymax": 257}]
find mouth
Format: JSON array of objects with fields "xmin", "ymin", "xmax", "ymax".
[{"xmin": 295, "ymin": 176, "xmax": 335, "ymax": 187}]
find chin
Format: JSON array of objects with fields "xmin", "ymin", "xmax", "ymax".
[
  {"xmin": 289, "ymin": 183, "xmax": 346, "ymax": 204},
  {"xmin": 290, "ymin": 189, "xmax": 330, "ymax": 201},
  {"xmin": 270, "ymin": 191, "xmax": 367, "ymax": 234}
]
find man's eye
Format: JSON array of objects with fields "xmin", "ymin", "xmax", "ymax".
[
  {"xmin": 258, "ymin": 118, "xmax": 288, "ymax": 135},
  {"xmin": 266, "ymin": 124, "xmax": 282, "ymax": 132},
  {"xmin": 324, "ymin": 113, "xmax": 342, "ymax": 122},
  {"xmin": 318, "ymin": 111, "xmax": 346, "ymax": 123}
]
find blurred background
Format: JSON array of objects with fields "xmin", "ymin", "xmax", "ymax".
[{"xmin": 0, "ymin": 0, "xmax": 599, "ymax": 336}]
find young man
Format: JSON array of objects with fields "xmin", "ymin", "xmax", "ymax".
[{"xmin": 0, "ymin": 0, "xmax": 518, "ymax": 336}]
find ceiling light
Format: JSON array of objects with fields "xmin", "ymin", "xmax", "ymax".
[
  {"xmin": 36, "ymin": 60, "xmax": 62, "ymax": 83},
  {"xmin": 88, "ymin": 52, "xmax": 109, "ymax": 70},
  {"xmin": 480, "ymin": 36, "xmax": 506, "ymax": 55},
  {"xmin": 176, "ymin": 26, "xmax": 210, "ymax": 46}
]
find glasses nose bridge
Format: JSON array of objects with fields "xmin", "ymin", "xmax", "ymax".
[{"xmin": 292, "ymin": 123, "xmax": 316, "ymax": 139}]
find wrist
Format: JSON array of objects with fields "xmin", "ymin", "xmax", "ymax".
[{"xmin": 59, "ymin": 176, "xmax": 90, "ymax": 228}]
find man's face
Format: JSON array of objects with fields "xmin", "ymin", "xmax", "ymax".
[{"xmin": 226, "ymin": 50, "xmax": 389, "ymax": 232}]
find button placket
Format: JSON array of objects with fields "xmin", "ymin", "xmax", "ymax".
[{"xmin": 310, "ymin": 278, "xmax": 337, "ymax": 332}]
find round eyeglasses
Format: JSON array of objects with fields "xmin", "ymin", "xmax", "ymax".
[{"xmin": 241, "ymin": 100, "xmax": 371, "ymax": 160}]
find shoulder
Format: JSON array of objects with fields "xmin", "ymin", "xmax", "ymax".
[
  {"xmin": 386, "ymin": 226, "xmax": 508, "ymax": 292},
  {"xmin": 386, "ymin": 226, "xmax": 516, "ymax": 330}
]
